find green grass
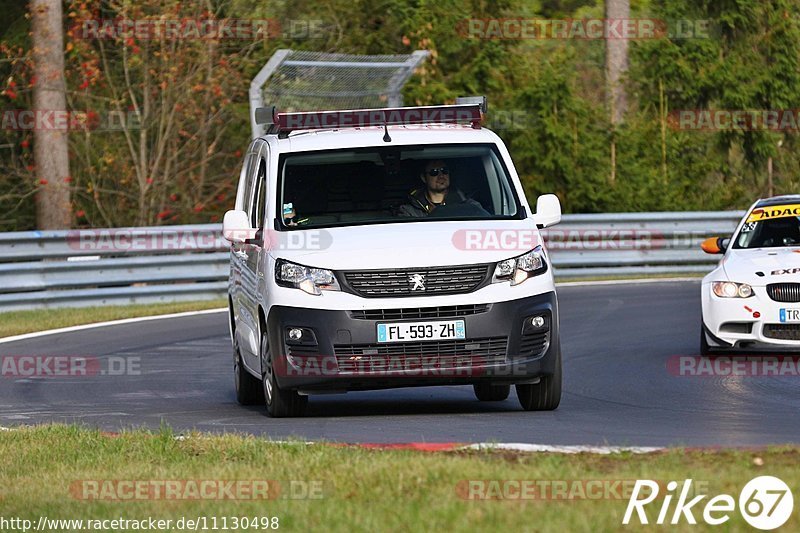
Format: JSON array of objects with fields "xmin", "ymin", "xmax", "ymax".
[
  {"xmin": 0, "ymin": 300, "xmax": 226, "ymax": 338},
  {"xmin": 0, "ymin": 425, "xmax": 797, "ymax": 532}
]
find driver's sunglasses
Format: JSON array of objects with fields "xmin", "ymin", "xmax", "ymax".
[{"xmin": 426, "ymin": 167, "xmax": 450, "ymax": 177}]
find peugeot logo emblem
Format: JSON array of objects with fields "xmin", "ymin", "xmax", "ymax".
[{"xmin": 409, "ymin": 273, "xmax": 426, "ymax": 291}]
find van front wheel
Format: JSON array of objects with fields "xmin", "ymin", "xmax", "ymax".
[{"xmin": 516, "ymin": 349, "xmax": 562, "ymax": 411}]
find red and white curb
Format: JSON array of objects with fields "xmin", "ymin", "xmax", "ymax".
[
  {"xmin": 2, "ymin": 428, "xmax": 662, "ymax": 454},
  {"xmin": 340, "ymin": 442, "xmax": 663, "ymax": 454},
  {"xmin": 460, "ymin": 443, "xmax": 662, "ymax": 454},
  {"xmin": 175, "ymin": 436, "xmax": 663, "ymax": 453}
]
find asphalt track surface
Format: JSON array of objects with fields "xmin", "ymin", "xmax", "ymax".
[{"xmin": 2, "ymin": 280, "xmax": 799, "ymax": 447}]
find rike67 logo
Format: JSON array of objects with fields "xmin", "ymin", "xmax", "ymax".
[{"xmin": 623, "ymin": 476, "xmax": 793, "ymax": 529}]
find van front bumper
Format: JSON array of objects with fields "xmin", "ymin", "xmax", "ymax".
[{"xmin": 266, "ymin": 291, "xmax": 559, "ymax": 392}]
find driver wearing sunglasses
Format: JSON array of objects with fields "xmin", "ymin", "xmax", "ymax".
[{"xmin": 397, "ymin": 159, "xmax": 485, "ymax": 217}]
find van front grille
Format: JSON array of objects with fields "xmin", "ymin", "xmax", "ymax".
[
  {"xmin": 350, "ymin": 304, "xmax": 490, "ymax": 320},
  {"xmin": 334, "ymin": 336, "xmax": 507, "ymax": 373},
  {"xmin": 341, "ymin": 264, "xmax": 491, "ymax": 298}
]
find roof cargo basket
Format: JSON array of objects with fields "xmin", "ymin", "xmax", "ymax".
[{"xmin": 255, "ymin": 102, "xmax": 484, "ymax": 137}]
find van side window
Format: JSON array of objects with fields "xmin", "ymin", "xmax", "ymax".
[
  {"xmin": 237, "ymin": 153, "xmax": 258, "ymax": 213},
  {"xmin": 251, "ymin": 159, "xmax": 267, "ymax": 229}
]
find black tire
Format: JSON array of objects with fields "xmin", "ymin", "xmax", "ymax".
[
  {"xmin": 234, "ymin": 344, "xmax": 264, "ymax": 405},
  {"xmin": 516, "ymin": 349, "xmax": 562, "ymax": 411},
  {"xmin": 473, "ymin": 383, "xmax": 510, "ymax": 401},
  {"xmin": 260, "ymin": 329, "xmax": 307, "ymax": 418}
]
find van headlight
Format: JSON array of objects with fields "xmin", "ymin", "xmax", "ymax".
[
  {"xmin": 493, "ymin": 246, "xmax": 547, "ymax": 286},
  {"xmin": 712, "ymin": 281, "xmax": 753, "ymax": 298},
  {"xmin": 275, "ymin": 259, "xmax": 340, "ymax": 295}
]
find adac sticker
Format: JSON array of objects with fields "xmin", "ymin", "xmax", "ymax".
[{"xmin": 746, "ymin": 204, "xmax": 800, "ymax": 223}]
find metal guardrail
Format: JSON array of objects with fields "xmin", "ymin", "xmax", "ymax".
[
  {"xmin": 0, "ymin": 225, "xmax": 229, "ymax": 312},
  {"xmin": 0, "ymin": 212, "xmax": 744, "ymax": 311},
  {"xmin": 542, "ymin": 211, "xmax": 743, "ymax": 278}
]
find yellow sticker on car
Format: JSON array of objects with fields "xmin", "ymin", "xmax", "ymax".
[{"xmin": 746, "ymin": 204, "xmax": 800, "ymax": 223}]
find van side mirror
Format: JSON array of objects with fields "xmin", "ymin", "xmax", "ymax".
[
  {"xmin": 223, "ymin": 210, "xmax": 257, "ymax": 243},
  {"xmin": 701, "ymin": 236, "xmax": 729, "ymax": 254},
  {"xmin": 533, "ymin": 194, "xmax": 561, "ymax": 228}
]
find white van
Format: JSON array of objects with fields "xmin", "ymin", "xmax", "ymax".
[{"xmin": 223, "ymin": 100, "xmax": 563, "ymax": 417}]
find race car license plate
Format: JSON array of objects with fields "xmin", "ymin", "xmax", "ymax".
[
  {"xmin": 779, "ymin": 309, "xmax": 800, "ymax": 323},
  {"xmin": 377, "ymin": 320, "xmax": 466, "ymax": 343}
]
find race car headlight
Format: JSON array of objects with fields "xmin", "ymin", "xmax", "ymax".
[
  {"xmin": 712, "ymin": 281, "xmax": 754, "ymax": 298},
  {"xmin": 275, "ymin": 259, "xmax": 339, "ymax": 295},
  {"xmin": 493, "ymin": 246, "xmax": 547, "ymax": 286}
]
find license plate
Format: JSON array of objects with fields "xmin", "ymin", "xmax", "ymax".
[
  {"xmin": 780, "ymin": 309, "xmax": 800, "ymax": 323},
  {"xmin": 376, "ymin": 320, "xmax": 466, "ymax": 343}
]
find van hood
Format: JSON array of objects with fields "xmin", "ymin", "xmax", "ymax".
[
  {"xmin": 268, "ymin": 219, "xmax": 543, "ymax": 270},
  {"xmin": 723, "ymin": 247, "xmax": 800, "ymax": 285}
]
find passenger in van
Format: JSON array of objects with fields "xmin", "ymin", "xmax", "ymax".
[{"xmin": 396, "ymin": 159, "xmax": 487, "ymax": 217}]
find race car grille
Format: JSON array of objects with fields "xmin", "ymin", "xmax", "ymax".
[
  {"xmin": 341, "ymin": 264, "xmax": 492, "ymax": 298},
  {"xmin": 333, "ymin": 336, "xmax": 507, "ymax": 372},
  {"xmin": 763, "ymin": 324, "xmax": 800, "ymax": 340},
  {"xmin": 767, "ymin": 283, "xmax": 800, "ymax": 302},
  {"xmin": 350, "ymin": 304, "xmax": 490, "ymax": 320}
]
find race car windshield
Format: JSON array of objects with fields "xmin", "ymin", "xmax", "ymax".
[
  {"xmin": 734, "ymin": 215, "xmax": 800, "ymax": 248},
  {"xmin": 277, "ymin": 143, "xmax": 522, "ymax": 229}
]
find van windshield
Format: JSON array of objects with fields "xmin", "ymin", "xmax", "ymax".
[{"xmin": 277, "ymin": 143, "xmax": 522, "ymax": 229}]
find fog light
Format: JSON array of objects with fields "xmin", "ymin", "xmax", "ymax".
[
  {"xmin": 288, "ymin": 328, "xmax": 303, "ymax": 341},
  {"xmin": 531, "ymin": 316, "xmax": 545, "ymax": 328}
]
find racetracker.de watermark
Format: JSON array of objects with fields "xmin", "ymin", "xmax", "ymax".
[
  {"xmin": 71, "ymin": 18, "xmax": 325, "ymax": 40},
  {"xmin": 1, "ymin": 110, "xmax": 143, "ymax": 131},
  {"xmin": 69, "ymin": 479, "xmax": 323, "ymax": 500},
  {"xmin": 1, "ymin": 356, "xmax": 140, "ymax": 377},
  {"xmin": 668, "ymin": 355, "xmax": 800, "ymax": 377},
  {"xmin": 458, "ymin": 18, "xmax": 712, "ymax": 40},
  {"xmin": 280, "ymin": 354, "xmax": 501, "ymax": 378},
  {"xmin": 456, "ymin": 479, "xmax": 710, "ymax": 500},
  {"xmin": 67, "ymin": 229, "xmax": 226, "ymax": 252},
  {"xmin": 69, "ymin": 228, "xmax": 329, "ymax": 253},
  {"xmin": 450, "ymin": 228, "xmax": 712, "ymax": 253},
  {"xmin": 277, "ymin": 108, "xmax": 479, "ymax": 130},
  {"xmin": 670, "ymin": 109, "xmax": 800, "ymax": 131}
]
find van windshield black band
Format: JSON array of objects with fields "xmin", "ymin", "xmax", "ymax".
[{"xmin": 276, "ymin": 143, "xmax": 523, "ymax": 230}]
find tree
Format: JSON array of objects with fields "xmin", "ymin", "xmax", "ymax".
[
  {"xmin": 30, "ymin": 0, "xmax": 71, "ymax": 229},
  {"xmin": 605, "ymin": 0, "xmax": 629, "ymax": 183},
  {"xmin": 66, "ymin": 0, "xmax": 250, "ymax": 226}
]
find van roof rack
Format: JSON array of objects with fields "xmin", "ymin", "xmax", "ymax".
[{"xmin": 255, "ymin": 100, "xmax": 485, "ymax": 137}]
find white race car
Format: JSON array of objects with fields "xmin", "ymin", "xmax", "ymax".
[{"xmin": 701, "ymin": 195, "xmax": 800, "ymax": 353}]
